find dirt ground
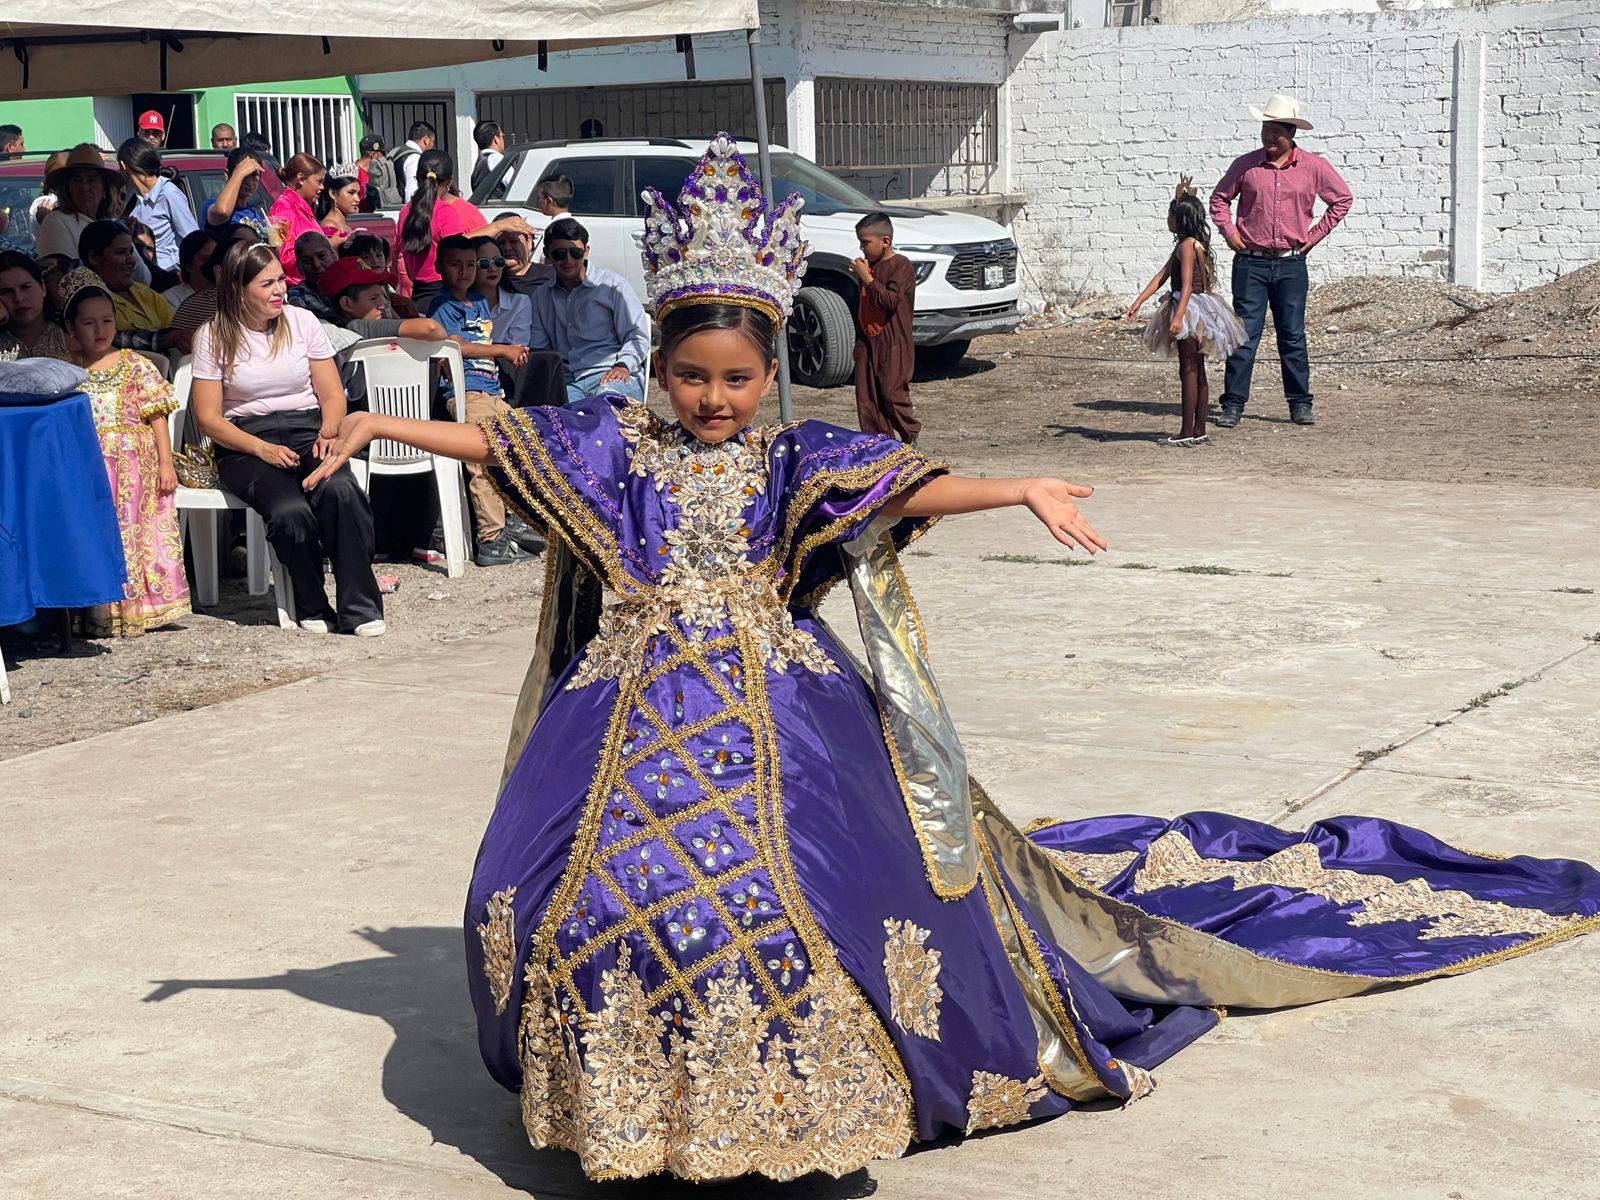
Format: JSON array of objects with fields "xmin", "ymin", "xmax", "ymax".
[{"xmin": 4, "ymin": 273, "xmax": 1598, "ymax": 760}]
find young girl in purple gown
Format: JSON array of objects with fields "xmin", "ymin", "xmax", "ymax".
[{"xmin": 305, "ymin": 135, "xmax": 1599, "ymax": 1184}]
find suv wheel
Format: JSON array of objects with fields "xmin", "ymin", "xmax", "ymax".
[
  {"xmin": 787, "ymin": 287, "xmax": 855, "ymax": 389},
  {"xmin": 918, "ymin": 339, "xmax": 971, "ymax": 372}
]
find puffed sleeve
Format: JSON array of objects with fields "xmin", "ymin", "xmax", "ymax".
[
  {"xmin": 478, "ymin": 395, "xmax": 636, "ymax": 585},
  {"xmin": 766, "ymin": 421, "xmax": 946, "ymax": 606},
  {"xmin": 130, "ymin": 355, "xmax": 177, "ymax": 421}
]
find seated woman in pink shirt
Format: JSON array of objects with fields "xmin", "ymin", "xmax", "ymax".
[
  {"xmin": 190, "ymin": 241, "xmax": 384, "ymax": 636},
  {"xmin": 396, "ymin": 148, "xmax": 533, "ymax": 309},
  {"xmin": 269, "ymin": 154, "xmax": 348, "ymax": 285}
]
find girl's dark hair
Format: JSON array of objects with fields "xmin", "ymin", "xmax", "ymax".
[
  {"xmin": 78, "ymin": 219, "xmax": 132, "ymax": 265},
  {"xmin": 116, "ymin": 137, "xmax": 163, "ymax": 179},
  {"xmin": 658, "ymin": 302, "xmax": 778, "ymax": 362},
  {"xmin": 1168, "ymin": 193, "xmax": 1216, "ymax": 284},
  {"xmin": 401, "ymin": 148, "xmax": 455, "ymax": 257},
  {"xmin": 338, "ymin": 231, "xmax": 388, "ymax": 261},
  {"xmin": 0, "ymin": 250, "xmax": 61, "ymax": 325},
  {"xmin": 64, "ymin": 279, "xmax": 114, "ymax": 324},
  {"xmin": 316, "ymin": 171, "xmax": 359, "ymax": 220}
]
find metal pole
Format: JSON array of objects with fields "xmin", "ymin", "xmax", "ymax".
[{"xmin": 747, "ymin": 26, "xmax": 794, "ymax": 421}]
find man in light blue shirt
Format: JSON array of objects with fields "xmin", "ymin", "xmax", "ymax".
[{"xmin": 528, "ymin": 218, "xmax": 651, "ymax": 404}]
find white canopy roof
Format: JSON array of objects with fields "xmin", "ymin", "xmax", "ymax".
[{"xmin": 0, "ymin": 0, "xmax": 760, "ymax": 99}]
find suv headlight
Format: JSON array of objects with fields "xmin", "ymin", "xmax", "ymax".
[{"xmin": 909, "ymin": 259, "xmax": 936, "ymax": 283}]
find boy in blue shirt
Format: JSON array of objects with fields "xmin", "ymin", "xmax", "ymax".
[{"xmin": 428, "ymin": 235, "xmax": 533, "ymax": 566}]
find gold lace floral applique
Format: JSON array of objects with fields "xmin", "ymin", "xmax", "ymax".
[
  {"xmin": 516, "ymin": 944, "xmax": 912, "ymax": 1181},
  {"xmin": 1133, "ymin": 831, "xmax": 1585, "ymax": 941},
  {"xmin": 478, "ymin": 887, "xmax": 518, "ymax": 1015},
  {"xmin": 964, "ymin": 1070, "xmax": 1047, "ymax": 1134},
  {"xmin": 1039, "ymin": 844, "xmax": 1139, "ymax": 890},
  {"xmin": 882, "ymin": 918, "xmax": 943, "ymax": 1040}
]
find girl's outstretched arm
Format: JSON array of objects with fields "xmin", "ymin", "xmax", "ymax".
[
  {"xmin": 883, "ymin": 474, "xmax": 1107, "ymax": 554},
  {"xmin": 301, "ymin": 411, "xmax": 493, "ymax": 491},
  {"xmin": 1125, "ymin": 261, "xmax": 1172, "ymax": 321}
]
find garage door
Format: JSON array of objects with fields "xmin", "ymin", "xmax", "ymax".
[{"xmin": 478, "ymin": 80, "xmax": 786, "ymax": 148}]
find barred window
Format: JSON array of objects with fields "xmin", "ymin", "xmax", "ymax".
[
  {"xmin": 813, "ymin": 80, "xmax": 999, "ymax": 202},
  {"xmin": 234, "ymin": 94, "xmax": 357, "ymax": 167}
]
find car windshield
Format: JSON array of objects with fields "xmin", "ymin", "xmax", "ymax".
[
  {"xmin": 0, "ymin": 169, "xmax": 45, "ymax": 256},
  {"xmin": 763, "ymin": 154, "xmax": 879, "ymax": 216}
]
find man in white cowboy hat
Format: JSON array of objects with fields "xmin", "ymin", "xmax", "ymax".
[{"xmin": 1210, "ymin": 94, "xmax": 1352, "ymax": 428}]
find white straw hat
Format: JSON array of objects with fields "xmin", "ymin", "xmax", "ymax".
[{"xmin": 1249, "ymin": 94, "xmax": 1314, "ymax": 131}]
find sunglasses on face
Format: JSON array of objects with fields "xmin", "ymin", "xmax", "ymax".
[
  {"xmin": 476, "ymin": 256, "xmax": 506, "ymax": 270},
  {"xmin": 547, "ymin": 247, "xmax": 585, "ymax": 262}
]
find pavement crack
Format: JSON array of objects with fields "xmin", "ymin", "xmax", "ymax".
[{"xmin": 1276, "ymin": 639, "xmax": 1595, "ymax": 824}]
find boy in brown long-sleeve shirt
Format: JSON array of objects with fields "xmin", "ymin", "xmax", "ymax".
[{"xmin": 851, "ymin": 211, "xmax": 918, "ymax": 442}]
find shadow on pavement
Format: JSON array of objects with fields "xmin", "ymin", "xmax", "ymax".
[{"xmin": 143, "ymin": 925, "xmax": 881, "ymax": 1199}]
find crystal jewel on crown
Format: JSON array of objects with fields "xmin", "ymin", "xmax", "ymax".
[{"xmin": 639, "ymin": 133, "xmax": 810, "ymax": 323}]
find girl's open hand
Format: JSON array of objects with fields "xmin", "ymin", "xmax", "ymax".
[
  {"xmin": 1021, "ymin": 478, "xmax": 1107, "ymax": 554},
  {"xmin": 1125, "ymin": 304, "xmax": 1141, "ymax": 322},
  {"xmin": 302, "ymin": 412, "xmax": 376, "ymax": 491}
]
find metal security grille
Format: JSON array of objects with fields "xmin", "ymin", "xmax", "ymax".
[
  {"xmin": 362, "ymin": 97, "xmax": 454, "ymax": 158},
  {"xmin": 814, "ymin": 79, "xmax": 999, "ymax": 201},
  {"xmin": 234, "ymin": 94, "xmax": 357, "ymax": 166},
  {"xmin": 946, "ymin": 242, "xmax": 1018, "ymax": 291},
  {"xmin": 478, "ymin": 80, "xmax": 786, "ymax": 148}
]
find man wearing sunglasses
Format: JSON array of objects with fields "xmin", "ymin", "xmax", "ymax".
[{"xmin": 526, "ymin": 217, "xmax": 650, "ymax": 404}]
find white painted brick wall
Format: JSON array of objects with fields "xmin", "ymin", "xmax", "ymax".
[{"xmin": 1008, "ymin": 1, "xmax": 1600, "ymax": 301}]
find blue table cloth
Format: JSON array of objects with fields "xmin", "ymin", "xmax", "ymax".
[{"xmin": 0, "ymin": 390, "xmax": 127, "ymax": 626}]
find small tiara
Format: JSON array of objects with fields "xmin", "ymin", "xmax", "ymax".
[
  {"xmin": 640, "ymin": 133, "xmax": 809, "ymax": 323},
  {"xmin": 59, "ymin": 266, "xmax": 111, "ymax": 311}
]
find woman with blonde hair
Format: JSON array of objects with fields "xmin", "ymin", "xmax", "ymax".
[{"xmin": 190, "ymin": 240, "xmax": 383, "ymax": 635}]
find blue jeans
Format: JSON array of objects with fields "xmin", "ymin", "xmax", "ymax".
[
  {"xmin": 1222, "ymin": 253, "xmax": 1312, "ymax": 409},
  {"xmin": 565, "ymin": 366, "xmax": 646, "ymax": 405}
]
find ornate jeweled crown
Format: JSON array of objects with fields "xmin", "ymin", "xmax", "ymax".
[
  {"xmin": 59, "ymin": 266, "xmax": 112, "ymax": 312},
  {"xmin": 640, "ymin": 133, "xmax": 809, "ymax": 323}
]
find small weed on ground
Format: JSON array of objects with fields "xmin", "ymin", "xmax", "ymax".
[
  {"xmin": 1553, "ymin": 586, "xmax": 1594, "ymax": 594},
  {"xmin": 1175, "ymin": 565, "xmax": 1241, "ymax": 576},
  {"xmin": 1116, "ymin": 562, "xmax": 1158, "ymax": 570},
  {"xmin": 980, "ymin": 554, "xmax": 1096, "ymax": 567},
  {"xmin": 1356, "ymin": 743, "xmax": 1399, "ymax": 765}
]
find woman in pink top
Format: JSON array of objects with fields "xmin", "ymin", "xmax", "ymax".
[
  {"xmin": 397, "ymin": 148, "xmax": 533, "ymax": 308},
  {"xmin": 191, "ymin": 241, "xmax": 384, "ymax": 636},
  {"xmin": 269, "ymin": 154, "xmax": 348, "ymax": 285}
]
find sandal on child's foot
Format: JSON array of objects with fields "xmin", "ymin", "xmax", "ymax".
[{"xmin": 1188, "ymin": 434, "xmax": 1209, "ymax": 446}]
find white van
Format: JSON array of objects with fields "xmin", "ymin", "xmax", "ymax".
[{"xmin": 470, "ymin": 137, "xmax": 1022, "ymax": 387}]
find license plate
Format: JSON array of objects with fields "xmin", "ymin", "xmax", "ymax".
[{"xmin": 983, "ymin": 264, "xmax": 1004, "ymax": 288}]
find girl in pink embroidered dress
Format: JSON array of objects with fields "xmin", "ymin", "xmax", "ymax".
[{"xmin": 59, "ymin": 267, "xmax": 189, "ymax": 636}]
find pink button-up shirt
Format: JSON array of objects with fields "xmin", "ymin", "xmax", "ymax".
[{"xmin": 1210, "ymin": 148, "xmax": 1353, "ymax": 252}]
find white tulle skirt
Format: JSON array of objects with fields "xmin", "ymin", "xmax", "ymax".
[{"xmin": 1142, "ymin": 292, "xmax": 1249, "ymax": 361}]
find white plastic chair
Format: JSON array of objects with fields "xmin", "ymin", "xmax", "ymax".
[
  {"xmin": 166, "ymin": 357, "xmax": 270, "ymax": 608},
  {"xmin": 341, "ymin": 337, "xmax": 470, "ymax": 581},
  {"xmin": 134, "ymin": 349, "xmax": 173, "ymax": 381}
]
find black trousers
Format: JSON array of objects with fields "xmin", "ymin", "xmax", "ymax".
[{"xmin": 216, "ymin": 409, "xmax": 383, "ymax": 632}]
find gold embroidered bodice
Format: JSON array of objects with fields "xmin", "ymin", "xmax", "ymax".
[{"xmin": 566, "ymin": 407, "xmax": 836, "ymax": 690}]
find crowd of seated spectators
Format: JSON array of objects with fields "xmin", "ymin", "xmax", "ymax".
[{"xmin": 0, "ymin": 122, "xmax": 656, "ymax": 590}]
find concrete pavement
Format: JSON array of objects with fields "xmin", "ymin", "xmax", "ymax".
[{"xmin": 3, "ymin": 474, "xmax": 1598, "ymax": 1199}]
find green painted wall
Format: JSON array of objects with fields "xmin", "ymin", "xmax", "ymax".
[
  {"xmin": 3, "ymin": 98, "xmax": 96, "ymax": 150},
  {"xmin": 194, "ymin": 76, "xmax": 361, "ymax": 136},
  {"xmin": 2, "ymin": 78, "xmax": 362, "ymax": 152}
]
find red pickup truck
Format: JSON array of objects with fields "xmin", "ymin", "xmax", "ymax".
[{"xmin": 0, "ymin": 150, "xmax": 396, "ymax": 258}]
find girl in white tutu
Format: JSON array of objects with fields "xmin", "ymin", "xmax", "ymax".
[{"xmin": 1126, "ymin": 177, "xmax": 1248, "ymax": 446}]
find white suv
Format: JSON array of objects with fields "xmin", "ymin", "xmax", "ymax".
[{"xmin": 470, "ymin": 137, "xmax": 1022, "ymax": 387}]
